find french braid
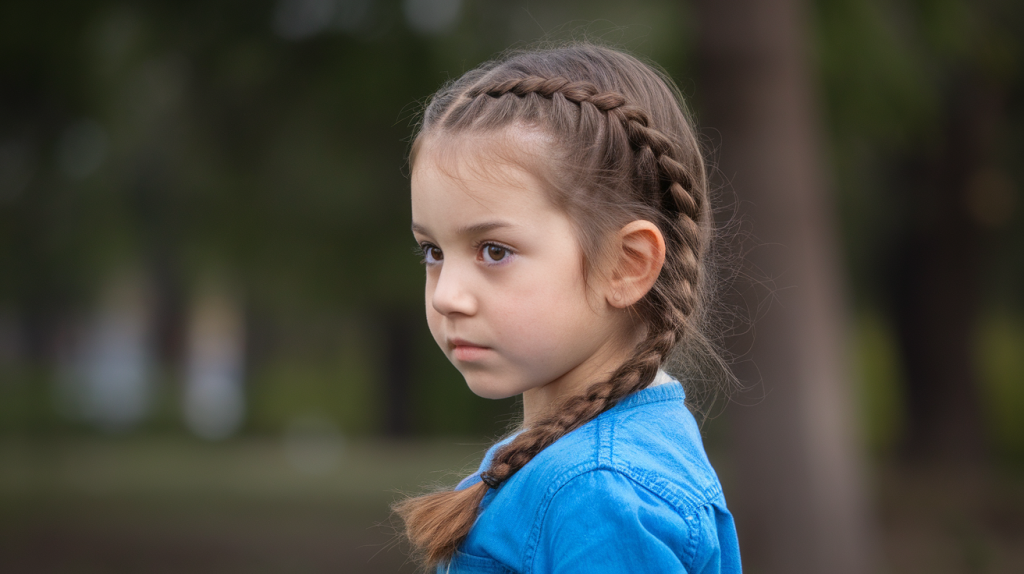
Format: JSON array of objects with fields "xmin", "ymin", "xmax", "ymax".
[
  {"xmin": 395, "ymin": 45, "xmax": 713, "ymax": 569},
  {"xmin": 469, "ymin": 76, "xmax": 705, "ymax": 487}
]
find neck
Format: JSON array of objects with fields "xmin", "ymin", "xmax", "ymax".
[{"xmin": 520, "ymin": 338, "xmax": 634, "ymax": 427}]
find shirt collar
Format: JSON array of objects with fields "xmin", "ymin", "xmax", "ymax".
[{"xmin": 610, "ymin": 372, "xmax": 685, "ymax": 412}]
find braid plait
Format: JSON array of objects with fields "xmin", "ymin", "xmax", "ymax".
[
  {"xmin": 464, "ymin": 76, "xmax": 704, "ymax": 490},
  {"xmin": 467, "ymin": 77, "xmax": 628, "ymax": 112},
  {"xmin": 466, "ymin": 75, "xmax": 706, "ymax": 317}
]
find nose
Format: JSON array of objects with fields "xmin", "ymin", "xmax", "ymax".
[{"xmin": 431, "ymin": 261, "xmax": 478, "ymax": 317}]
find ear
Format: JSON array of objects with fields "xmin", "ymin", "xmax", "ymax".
[{"xmin": 605, "ymin": 220, "xmax": 666, "ymax": 309}]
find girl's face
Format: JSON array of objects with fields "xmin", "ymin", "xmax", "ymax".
[{"xmin": 410, "ymin": 134, "xmax": 633, "ymax": 415}]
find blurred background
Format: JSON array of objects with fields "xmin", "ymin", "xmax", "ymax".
[{"xmin": 0, "ymin": 0, "xmax": 1021, "ymax": 572}]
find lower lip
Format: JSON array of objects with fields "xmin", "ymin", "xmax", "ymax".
[{"xmin": 452, "ymin": 345, "xmax": 490, "ymax": 362}]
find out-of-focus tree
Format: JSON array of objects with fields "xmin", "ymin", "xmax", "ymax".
[
  {"xmin": 693, "ymin": 0, "xmax": 875, "ymax": 573},
  {"xmin": 0, "ymin": 0, "xmax": 482, "ymax": 434},
  {"xmin": 814, "ymin": 0, "xmax": 1024, "ymax": 463},
  {"xmin": 0, "ymin": 0, "xmax": 696, "ymax": 436}
]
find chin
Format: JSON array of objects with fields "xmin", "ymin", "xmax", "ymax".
[{"xmin": 462, "ymin": 373, "xmax": 524, "ymax": 400}]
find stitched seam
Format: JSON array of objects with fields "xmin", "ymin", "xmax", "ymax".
[
  {"xmin": 608, "ymin": 417, "xmax": 615, "ymax": 466},
  {"xmin": 447, "ymin": 550, "xmax": 516, "ymax": 573},
  {"xmin": 600, "ymin": 415, "xmax": 612, "ymax": 467},
  {"xmin": 620, "ymin": 462, "xmax": 723, "ymax": 515},
  {"xmin": 610, "ymin": 393, "xmax": 683, "ymax": 415},
  {"xmin": 526, "ymin": 466, "xmax": 704, "ymax": 573},
  {"xmin": 638, "ymin": 469, "xmax": 720, "ymax": 571},
  {"xmin": 520, "ymin": 422, "xmax": 600, "ymax": 571},
  {"xmin": 685, "ymin": 510, "xmax": 699, "ymax": 568},
  {"xmin": 611, "ymin": 465, "xmax": 718, "ymax": 571},
  {"xmin": 523, "ymin": 462, "xmax": 597, "ymax": 573}
]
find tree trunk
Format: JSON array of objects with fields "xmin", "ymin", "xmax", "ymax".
[
  {"xmin": 693, "ymin": 0, "xmax": 875, "ymax": 572},
  {"xmin": 888, "ymin": 70, "xmax": 1001, "ymax": 464}
]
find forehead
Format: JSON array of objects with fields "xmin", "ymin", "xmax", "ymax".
[
  {"xmin": 414, "ymin": 124, "xmax": 555, "ymax": 181},
  {"xmin": 410, "ymin": 128, "xmax": 559, "ymax": 218}
]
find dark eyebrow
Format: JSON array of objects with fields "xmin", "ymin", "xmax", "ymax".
[
  {"xmin": 411, "ymin": 221, "xmax": 513, "ymax": 236},
  {"xmin": 456, "ymin": 221, "xmax": 513, "ymax": 235}
]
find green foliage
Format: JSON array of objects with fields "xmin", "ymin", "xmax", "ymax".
[
  {"xmin": 815, "ymin": 0, "xmax": 1024, "ymax": 300},
  {"xmin": 977, "ymin": 310, "xmax": 1024, "ymax": 461},
  {"xmin": 0, "ymin": 0, "xmax": 703, "ymax": 437},
  {"xmin": 247, "ymin": 317, "xmax": 380, "ymax": 435},
  {"xmin": 2, "ymin": 0, "xmax": 1022, "ymax": 441},
  {"xmin": 852, "ymin": 310, "xmax": 906, "ymax": 454}
]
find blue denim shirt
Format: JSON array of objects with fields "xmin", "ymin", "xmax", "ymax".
[{"xmin": 441, "ymin": 380, "xmax": 741, "ymax": 573}]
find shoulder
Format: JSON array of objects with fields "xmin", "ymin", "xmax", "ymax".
[
  {"xmin": 525, "ymin": 382, "xmax": 723, "ymax": 512},
  {"xmin": 463, "ymin": 383, "xmax": 739, "ymax": 572},
  {"xmin": 529, "ymin": 468, "xmax": 733, "ymax": 574}
]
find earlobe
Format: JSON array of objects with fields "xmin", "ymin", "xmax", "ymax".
[{"xmin": 607, "ymin": 220, "xmax": 666, "ymax": 309}]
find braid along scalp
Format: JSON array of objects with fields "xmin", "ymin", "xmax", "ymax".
[{"xmin": 396, "ymin": 43, "xmax": 715, "ymax": 569}]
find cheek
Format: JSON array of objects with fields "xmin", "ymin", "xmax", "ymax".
[
  {"xmin": 423, "ymin": 276, "xmax": 444, "ymax": 345},
  {"xmin": 494, "ymin": 264, "xmax": 594, "ymax": 345}
]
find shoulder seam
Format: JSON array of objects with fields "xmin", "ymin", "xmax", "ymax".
[{"xmin": 523, "ymin": 466, "xmax": 719, "ymax": 573}]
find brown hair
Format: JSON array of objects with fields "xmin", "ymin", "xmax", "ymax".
[{"xmin": 395, "ymin": 43, "xmax": 720, "ymax": 568}]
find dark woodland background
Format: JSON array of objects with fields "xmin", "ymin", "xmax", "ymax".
[{"xmin": 0, "ymin": 0, "xmax": 1022, "ymax": 572}]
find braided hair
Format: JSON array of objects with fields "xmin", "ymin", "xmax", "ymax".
[{"xmin": 396, "ymin": 44, "xmax": 715, "ymax": 568}]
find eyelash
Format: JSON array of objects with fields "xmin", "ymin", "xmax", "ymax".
[
  {"xmin": 417, "ymin": 243, "xmax": 442, "ymax": 265},
  {"xmin": 476, "ymin": 241, "xmax": 515, "ymax": 266},
  {"xmin": 415, "ymin": 241, "xmax": 516, "ymax": 266}
]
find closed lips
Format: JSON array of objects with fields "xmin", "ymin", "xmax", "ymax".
[{"xmin": 449, "ymin": 338, "xmax": 490, "ymax": 360}]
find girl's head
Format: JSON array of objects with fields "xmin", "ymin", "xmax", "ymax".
[
  {"xmin": 399, "ymin": 43, "xmax": 714, "ymax": 567},
  {"xmin": 412, "ymin": 131, "xmax": 651, "ymax": 404}
]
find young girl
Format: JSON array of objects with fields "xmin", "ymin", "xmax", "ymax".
[{"xmin": 397, "ymin": 44, "xmax": 741, "ymax": 573}]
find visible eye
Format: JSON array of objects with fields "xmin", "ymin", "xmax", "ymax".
[
  {"xmin": 481, "ymin": 243, "xmax": 511, "ymax": 264},
  {"xmin": 421, "ymin": 244, "xmax": 443, "ymax": 265}
]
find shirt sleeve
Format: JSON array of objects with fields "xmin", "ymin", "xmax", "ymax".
[{"xmin": 532, "ymin": 469, "xmax": 723, "ymax": 574}]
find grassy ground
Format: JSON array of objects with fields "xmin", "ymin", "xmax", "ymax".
[
  {"xmin": 1, "ymin": 436, "xmax": 1022, "ymax": 573},
  {"xmin": 874, "ymin": 461, "xmax": 1024, "ymax": 574},
  {"xmin": 0, "ymin": 436, "xmax": 489, "ymax": 574}
]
